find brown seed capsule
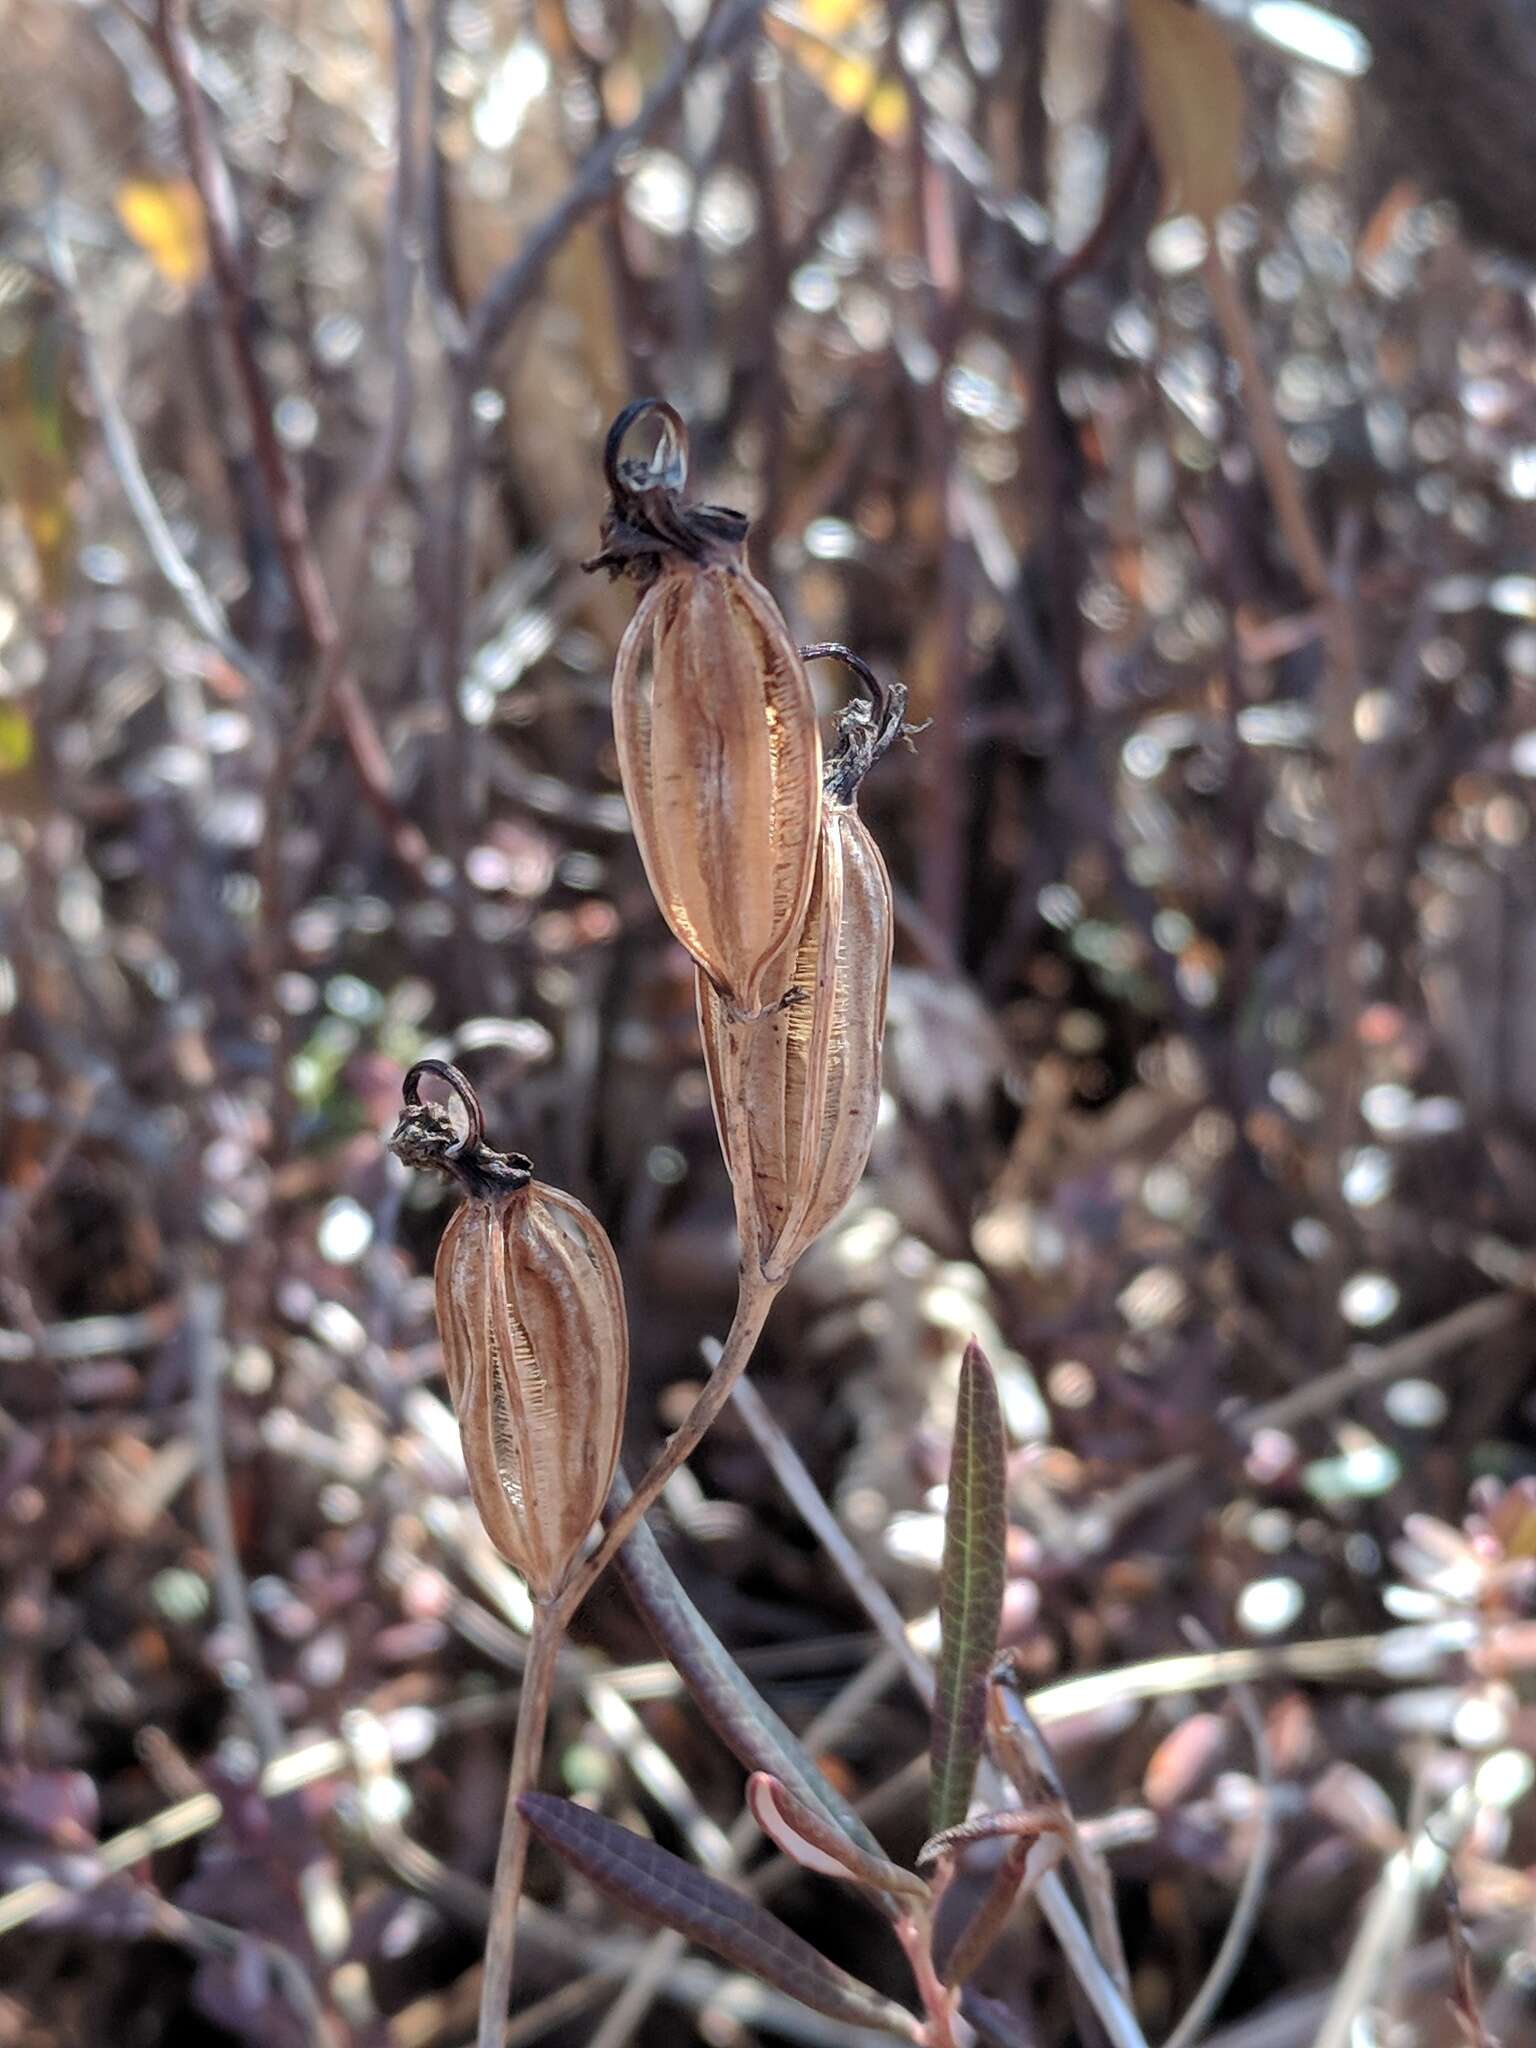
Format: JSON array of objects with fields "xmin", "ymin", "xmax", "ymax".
[
  {"xmin": 389, "ymin": 1063, "xmax": 628, "ymax": 1601},
  {"xmin": 699, "ymin": 649, "xmax": 903, "ymax": 1283},
  {"xmin": 586, "ymin": 401, "xmax": 821, "ymax": 1018}
]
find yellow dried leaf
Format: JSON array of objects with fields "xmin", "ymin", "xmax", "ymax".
[
  {"xmin": 0, "ymin": 707, "xmax": 33, "ymax": 775},
  {"xmin": 1127, "ymin": 0, "xmax": 1245, "ymax": 226},
  {"xmin": 115, "ymin": 178, "xmax": 208, "ymax": 288},
  {"xmin": 768, "ymin": 0, "xmax": 908, "ymax": 141}
]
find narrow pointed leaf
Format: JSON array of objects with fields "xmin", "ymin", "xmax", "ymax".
[
  {"xmin": 930, "ymin": 1340, "xmax": 1008, "ymax": 1837},
  {"xmin": 611, "ymin": 1480, "xmax": 884, "ymax": 1858},
  {"xmin": 747, "ymin": 1773, "xmax": 929, "ymax": 1902},
  {"xmin": 520, "ymin": 1794, "xmax": 917, "ymax": 2038}
]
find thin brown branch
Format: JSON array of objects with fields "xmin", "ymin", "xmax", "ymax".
[
  {"xmin": 43, "ymin": 210, "xmax": 267, "ymax": 698},
  {"xmin": 153, "ymin": 0, "xmax": 429, "ymax": 880},
  {"xmin": 185, "ymin": 1279, "xmax": 285, "ymax": 1766},
  {"xmin": 1081, "ymin": 1292, "xmax": 1525, "ymax": 1547},
  {"xmin": 289, "ymin": 0, "xmax": 420, "ymax": 762},
  {"xmin": 1201, "ymin": 246, "xmax": 1331, "ymax": 603},
  {"xmin": 558, "ymin": 1271, "xmax": 782, "ymax": 1621},
  {"xmin": 464, "ymin": 0, "xmax": 769, "ymax": 373},
  {"xmin": 477, "ymin": 1600, "xmax": 563, "ymax": 2048}
]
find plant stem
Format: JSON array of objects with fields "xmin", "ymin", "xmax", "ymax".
[
  {"xmin": 896, "ymin": 1911, "xmax": 957, "ymax": 2048},
  {"xmin": 557, "ymin": 1270, "xmax": 782, "ymax": 1619},
  {"xmin": 475, "ymin": 1275, "xmax": 781, "ymax": 2035},
  {"xmin": 478, "ymin": 1599, "xmax": 563, "ymax": 2048},
  {"xmin": 1201, "ymin": 247, "xmax": 1330, "ymax": 604}
]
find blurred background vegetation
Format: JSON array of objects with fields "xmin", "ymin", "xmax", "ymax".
[{"xmin": 5, "ymin": 0, "xmax": 1536, "ymax": 2043}]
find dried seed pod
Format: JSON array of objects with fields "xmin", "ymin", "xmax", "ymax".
[
  {"xmin": 586, "ymin": 401, "xmax": 821, "ymax": 1018},
  {"xmin": 389, "ymin": 1062, "xmax": 628, "ymax": 1601},
  {"xmin": 699, "ymin": 649, "xmax": 905, "ymax": 1283}
]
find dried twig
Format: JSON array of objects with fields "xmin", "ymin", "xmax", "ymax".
[
  {"xmin": 185, "ymin": 1280, "xmax": 285, "ymax": 1767},
  {"xmin": 1082, "ymin": 1292, "xmax": 1525, "ymax": 1546},
  {"xmin": 465, "ymin": 0, "xmax": 769, "ymax": 371},
  {"xmin": 1201, "ymin": 248, "xmax": 1331, "ymax": 603},
  {"xmin": 153, "ymin": 0, "xmax": 429, "ymax": 879},
  {"xmin": 42, "ymin": 210, "xmax": 266, "ymax": 697}
]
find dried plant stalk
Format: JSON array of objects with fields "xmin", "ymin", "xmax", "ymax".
[
  {"xmin": 699, "ymin": 645, "xmax": 901, "ymax": 1283},
  {"xmin": 588, "ymin": 400, "xmax": 822, "ymax": 1017}
]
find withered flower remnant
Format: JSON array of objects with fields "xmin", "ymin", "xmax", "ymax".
[
  {"xmin": 389, "ymin": 1061, "xmax": 628, "ymax": 1601},
  {"xmin": 585, "ymin": 400, "xmax": 822, "ymax": 1019}
]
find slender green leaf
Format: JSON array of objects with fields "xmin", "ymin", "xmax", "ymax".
[
  {"xmin": 520, "ymin": 1794, "xmax": 918, "ymax": 2039},
  {"xmin": 610, "ymin": 1475, "xmax": 885, "ymax": 1859},
  {"xmin": 929, "ymin": 1339, "xmax": 1008, "ymax": 1837}
]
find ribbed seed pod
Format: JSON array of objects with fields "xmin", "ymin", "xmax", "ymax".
[
  {"xmin": 587, "ymin": 401, "xmax": 821, "ymax": 1019},
  {"xmin": 700, "ymin": 798, "xmax": 892, "ymax": 1283},
  {"xmin": 389, "ymin": 1063, "xmax": 628, "ymax": 1602},
  {"xmin": 698, "ymin": 647, "xmax": 904, "ymax": 1285}
]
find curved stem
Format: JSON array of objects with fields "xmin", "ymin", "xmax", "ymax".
[
  {"xmin": 476, "ymin": 1274, "xmax": 780, "ymax": 2035},
  {"xmin": 401, "ymin": 1057, "xmax": 485, "ymax": 1151},
  {"xmin": 603, "ymin": 396, "xmax": 689, "ymax": 499},
  {"xmin": 559, "ymin": 1272, "xmax": 781, "ymax": 1621},
  {"xmin": 477, "ymin": 1599, "xmax": 563, "ymax": 2048}
]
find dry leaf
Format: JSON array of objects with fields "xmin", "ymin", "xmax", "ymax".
[
  {"xmin": 114, "ymin": 177, "xmax": 208, "ymax": 288},
  {"xmin": 768, "ymin": 0, "xmax": 908, "ymax": 141},
  {"xmin": 1127, "ymin": 0, "xmax": 1245, "ymax": 225}
]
